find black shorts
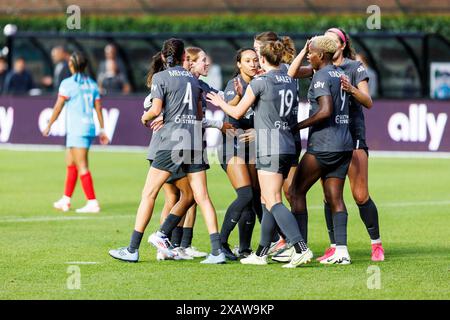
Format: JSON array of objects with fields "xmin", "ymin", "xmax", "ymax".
[
  {"xmin": 256, "ymin": 154, "xmax": 297, "ymax": 179},
  {"xmin": 219, "ymin": 140, "xmax": 255, "ymax": 172},
  {"xmin": 308, "ymin": 151, "xmax": 353, "ymax": 180},
  {"xmin": 151, "ymin": 149, "xmax": 209, "ymax": 175},
  {"xmin": 353, "ymin": 138, "xmax": 369, "ymax": 156},
  {"xmin": 147, "ymin": 160, "xmax": 188, "ymax": 184}
]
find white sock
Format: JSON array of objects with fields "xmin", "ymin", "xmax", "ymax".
[
  {"xmin": 371, "ymin": 239, "xmax": 382, "ymax": 245},
  {"xmin": 335, "ymin": 245, "xmax": 349, "ymax": 256},
  {"xmin": 62, "ymin": 195, "xmax": 71, "ymax": 202}
]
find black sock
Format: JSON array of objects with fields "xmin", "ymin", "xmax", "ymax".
[
  {"xmin": 358, "ymin": 198, "xmax": 381, "ymax": 240},
  {"xmin": 180, "ymin": 227, "xmax": 193, "ymax": 248},
  {"xmin": 220, "ymin": 186, "xmax": 253, "ymax": 244},
  {"xmin": 260, "ymin": 205, "xmax": 278, "ymax": 247},
  {"xmin": 293, "ymin": 240, "xmax": 308, "ymax": 253},
  {"xmin": 324, "ymin": 202, "xmax": 335, "ymax": 244},
  {"xmin": 293, "ymin": 211, "xmax": 308, "ymax": 244},
  {"xmin": 160, "ymin": 214, "xmax": 183, "ymax": 236},
  {"xmin": 333, "ymin": 211, "xmax": 348, "ymax": 246},
  {"xmin": 170, "ymin": 226, "xmax": 183, "ymax": 248},
  {"xmin": 256, "ymin": 245, "xmax": 270, "ymax": 257},
  {"xmin": 210, "ymin": 232, "xmax": 221, "ymax": 256},
  {"xmin": 252, "ymin": 188, "xmax": 263, "ymax": 223},
  {"xmin": 238, "ymin": 206, "xmax": 255, "ymax": 252},
  {"xmin": 270, "ymin": 203, "xmax": 304, "ymax": 245},
  {"xmin": 128, "ymin": 230, "xmax": 143, "ymax": 253}
]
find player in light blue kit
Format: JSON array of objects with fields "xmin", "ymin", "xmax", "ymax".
[{"xmin": 42, "ymin": 52, "xmax": 109, "ymax": 213}]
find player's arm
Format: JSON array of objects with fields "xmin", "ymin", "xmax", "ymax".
[
  {"xmin": 292, "ymin": 95, "xmax": 333, "ymax": 132},
  {"xmin": 341, "ymin": 77, "xmax": 373, "ymax": 109},
  {"xmin": 227, "ymin": 78, "xmax": 244, "ymax": 106},
  {"xmin": 207, "ymin": 85, "xmax": 255, "ymax": 119},
  {"xmin": 94, "ymin": 99, "xmax": 109, "ymax": 145},
  {"xmin": 288, "ymin": 40, "xmax": 314, "ymax": 79},
  {"xmin": 141, "ymin": 98, "xmax": 163, "ymax": 126},
  {"xmin": 42, "ymin": 95, "xmax": 66, "ymax": 136}
]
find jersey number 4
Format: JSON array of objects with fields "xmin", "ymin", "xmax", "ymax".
[
  {"xmin": 278, "ymin": 89, "xmax": 294, "ymax": 117},
  {"xmin": 183, "ymin": 82, "xmax": 193, "ymax": 110}
]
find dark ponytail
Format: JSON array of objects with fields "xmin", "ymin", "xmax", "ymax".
[
  {"xmin": 69, "ymin": 51, "xmax": 88, "ymax": 73},
  {"xmin": 146, "ymin": 51, "xmax": 164, "ymax": 88}
]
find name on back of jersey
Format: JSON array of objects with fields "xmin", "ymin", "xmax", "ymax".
[
  {"xmin": 275, "ymin": 75, "xmax": 292, "ymax": 83},
  {"xmin": 168, "ymin": 70, "xmax": 194, "ymax": 78}
]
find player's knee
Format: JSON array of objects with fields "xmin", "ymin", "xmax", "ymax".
[
  {"xmin": 352, "ymin": 190, "xmax": 369, "ymax": 205},
  {"xmin": 141, "ymin": 186, "xmax": 159, "ymax": 201},
  {"xmin": 192, "ymin": 189, "xmax": 210, "ymax": 205}
]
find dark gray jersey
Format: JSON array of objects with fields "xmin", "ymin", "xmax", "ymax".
[
  {"xmin": 250, "ymin": 68, "xmax": 298, "ymax": 156},
  {"xmin": 306, "ymin": 64, "xmax": 353, "ymax": 153},
  {"xmin": 151, "ymin": 66, "xmax": 202, "ymax": 151},
  {"xmin": 339, "ymin": 58, "xmax": 369, "ymax": 143},
  {"xmin": 198, "ymin": 79, "xmax": 218, "ymax": 114},
  {"xmin": 280, "ymin": 63, "xmax": 301, "ymax": 145},
  {"xmin": 223, "ymin": 74, "xmax": 254, "ymax": 130}
]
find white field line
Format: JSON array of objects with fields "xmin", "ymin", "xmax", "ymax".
[
  {"xmin": 1, "ymin": 200, "xmax": 449, "ymax": 224},
  {"xmin": 2, "ymin": 143, "xmax": 450, "ymax": 158}
]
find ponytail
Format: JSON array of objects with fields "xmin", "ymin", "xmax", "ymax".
[{"xmin": 146, "ymin": 51, "xmax": 164, "ymax": 88}]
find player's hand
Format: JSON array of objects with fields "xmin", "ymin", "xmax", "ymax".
[
  {"xmin": 99, "ymin": 131, "xmax": 109, "ymax": 145},
  {"xmin": 150, "ymin": 115, "xmax": 164, "ymax": 132},
  {"xmin": 233, "ymin": 78, "xmax": 244, "ymax": 97},
  {"xmin": 239, "ymin": 128, "xmax": 256, "ymax": 143},
  {"xmin": 206, "ymin": 92, "xmax": 224, "ymax": 107},
  {"xmin": 42, "ymin": 126, "xmax": 51, "ymax": 137},
  {"xmin": 301, "ymin": 39, "xmax": 311, "ymax": 55},
  {"xmin": 340, "ymin": 75, "xmax": 353, "ymax": 93},
  {"xmin": 220, "ymin": 122, "xmax": 235, "ymax": 134},
  {"xmin": 141, "ymin": 113, "xmax": 151, "ymax": 126}
]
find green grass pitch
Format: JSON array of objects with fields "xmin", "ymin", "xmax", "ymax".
[{"xmin": 0, "ymin": 149, "xmax": 449, "ymax": 299}]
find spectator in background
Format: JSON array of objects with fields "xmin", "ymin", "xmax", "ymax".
[
  {"xmin": 199, "ymin": 55, "xmax": 223, "ymax": 90},
  {"xmin": 3, "ymin": 57, "xmax": 35, "ymax": 95},
  {"xmin": 98, "ymin": 59, "xmax": 130, "ymax": 95},
  {"xmin": 0, "ymin": 56, "xmax": 8, "ymax": 95},
  {"xmin": 98, "ymin": 43, "xmax": 129, "ymax": 84},
  {"xmin": 356, "ymin": 53, "xmax": 378, "ymax": 98},
  {"xmin": 42, "ymin": 45, "xmax": 72, "ymax": 91}
]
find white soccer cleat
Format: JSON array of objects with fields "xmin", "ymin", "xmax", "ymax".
[
  {"xmin": 320, "ymin": 250, "xmax": 351, "ymax": 265},
  {"xmin": 173, "ymin": 247, "xmax": 194, "ymax": 260},
  {"xmin": 200, "ymin": 252, "xmax": 226, "ymax": 264},
  {"xmin": 53, "ymin": 196, "xmax": 71, "ymax": 212},
  {"xmin": 272, "ymin": 246, "xmax": 295, "ymax": 263},
  {"xmin": 148, "ymin": 232, "xmax": 176, "ymax": 257},
  {"xmin": 156, "ymin": 250, "xmax": 174, "ymax": 261},
  {"xmin": 184, "ymin": 246, "xmax": 208, "ymax": 258},
  {"xmin": 240, "ymin": 253, "xmax": 268, "ymax": 266},
  {"xmin": 268, "ymin": 238, "xmax": 287, "ymax": 256},
  {"xmin": 109, "ymin": 247, "xmax": 139, "ymax": 263},
  {"xmin": 75, "ymin": 200, "xmax": 100, "ymax": 213},
  {"xmin": 282, "ymin": 248, "xmax": 313, "ymax": 268}
]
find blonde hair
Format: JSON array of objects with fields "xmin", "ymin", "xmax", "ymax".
[
  {"xmin": 255, "ymin": 31, "xmax": 296, "ymax": 64},
  {"xmin": 260, "ymin": 40, "xmax": 284, "ymax": 66},
  {"xmin": 185, "ymin": 47, "xmax": 203, "ymax": 62},
  {"xmin": 311, "ymin": 36, "xmax": 338, "ymax": 56}
]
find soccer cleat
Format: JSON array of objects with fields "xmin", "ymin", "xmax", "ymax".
[
  {"xmin": 240, "ymin": 253, "xmax": 268, "ymax": 265},
  {"xmin": 320, "ymin": 251, "xmax": 351, "ymax": 265},
  {"xmin": 109, "ymin": 247, "xmax": 139, "ymax": 263},
  {"xmin": 316, "ymin": 247, "xmax": 336, "ymax": 262},
  {"xmin": 183, "ymin": 246, "xmax": 208, "ymax": 258},
  {"xmin": 371, "ymin": 243, "xmax": 385, "ymax": 262},
  {"xmin": 148, "ymin": 232, "xmax": 176, "ymax": 258},
  {"xmin": 221, "ymin": 243, "xmax": 238, "ymax": 261},
  {"xmin": 53, "ymin": 197, "xmax": 70, "ymax": 212},
  {"xmin": 282, "ymin": 248, "xmax": 313, "ymax": 268},
  {"xmin": 272, "ymin": 246, "xmax": 295, "ymax": 263},
  {"xmin": 200, "ymin": 252, "xmax": 226, "ymax": 264},
  {"xmin": 173, "ymin": 247, "xmax": 194, "ymax": 260},
  {"xmin": 268, "ymin": 238, "xmax": 287, "ymax": 256},
  {"xmin": 75, "ymin": 200, "xmax": 100, "ymax": 213},
  {"xmin": 237, "ymin": 249, "xmax": 252, "ymax": 259},
  {"xmin": 156, "ymin": 250, "xmax": 174, "ymax": 261}
]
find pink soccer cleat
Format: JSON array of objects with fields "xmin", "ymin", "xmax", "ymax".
[
  {"xmin": 316, "ymin": 247, "xmax": 336, "ymax": 262},
  {"xmin": 371, "ymin": 243, "xmax": 385, "ymax": 261}
]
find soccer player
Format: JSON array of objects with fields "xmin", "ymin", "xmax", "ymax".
[
  {"xmin": 288, "ymin": 28, "xmax": 384, "ymax": 262},
  {"xmin": 42, "ymin": 52, "xmax": 109, "ymax": 213},
  {"xmin": 253, "ymin": 31, "xmax": 300, "ymax": 255},
  {"xmin": 208, "ymin": 40, "xmax": 312, "ymax": 268},
  {"xmin": 109, "ymin": 38, "xmax": 225, "ymax": 264},
  {"xmin": 218, "ymin": 48, "xmax": 260, "ymax": 260},
  {"xmin": 288, "ymin": 35, "xmax": 353, "ymax": 264}
]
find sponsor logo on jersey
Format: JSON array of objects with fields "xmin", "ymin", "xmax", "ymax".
[{"xmin": 314, "ymin": 81, "xmax": 325, "ymax": 89}]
